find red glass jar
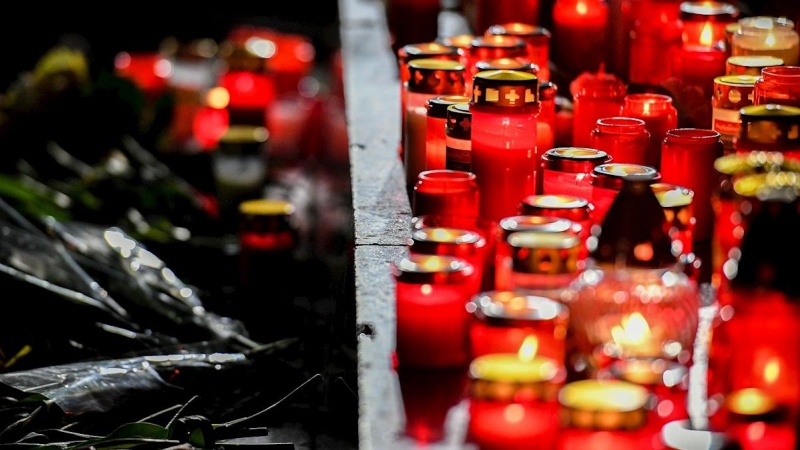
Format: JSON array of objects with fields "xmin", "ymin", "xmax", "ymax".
[
  {"xmin": 217, "ymin": 40, "xmax": 275, "ymax": 127},
  {"xmin": 114, "ymin": 51, "xmax": 171, "ymax": 99},
  {"xmin": 519, "ymin": 194, "xmax": 594, "ymax": 260},
  {"xmin": 590, "ymin": 163, "xmax": 661, "ymax": 226},
  {"xmin": 445, "ymin": 102, "xmax": 472, "ymax": 172},
  {"xmin": 660, "ymin": 128, "xmax": 724, "ymax": 241},
  {"xmin": 733, "ymin": 104, "xmax": 800, "ymax": 158},
  {"xmin": 393, "ymin": 254, "xmax": 476, "ymax": 368},
  {"xmin": 711, "ymin": 75, "xmax": 758, "ymax": 153},
  {"xmin": 426, "ymin": 95, "xmax": 471, "ymax": 171},
  {"xmin": 731, "ymin": 16, "xmax": 800, "ymax": 66},
  {"xmin": 238, "ymin": 199, "xmax": 298, "ymax": 287},
  {"xmin": 412, "ymin": 169, "xmax": 480, "ymax": 221},
  {"xmin": 470, "ymin": 70, "xmax": 540, "ymax": 225},
  {"xmin": 679, "ymin": 1, "xmax": 739, "ymax": 50},
  {"xmin": 493, "ymin": 215, "xmax": 575, "ymax": 291},
  {"xmin": 620, "ymin": 93, "xmax": 679, "ymax": 170},
  {"xmin": 753, "ymin": 66, "xmax": 800, "ymax": 108},
  {"xmin": 436, "ymin": 34, "xmax": 475, "ymax": 52},
  {"xmin": 590, "ymin": 117, "xmax": 651, "ymax": 166},
  {"xmin": 537, "ymin": 81, "xmax": 558, "ymax": 158},
  {"xmin": 551, "ymin": 0, "xmax": 610, "ymax": 77},
  {"xmin": 571, "ymin": 68, "xmax": 628, "ymax": 148},
  {"xmin": 473, "ymin": 1, "xmax": 541, "ymax": 40},
  {"xmin": 397, "ymin": 367, "xmax": 469, "ymax": 445},
  {"xmin": 404, "ymin": 59, "xmax": 466, "ymax": 192},
  {"xmin": 541, "ymin": 147, "xmax": 611, "ymax": 199},
  {"xmin": 628, "ymin": 0, "xmax": 683, "ymax": 87},
  {"xmin": 475, "ymin": 57, "xmax": 538, "ymax": 74},
  {"xmin": 507, "ymin": 230, "xmax": 583, "ymax": 292},
  {"xmin": 651, "ymin": 182, "xmax": 695, "ymax": 259},
  {"xmin": 485, "ymin": 23, "xmax": 551, "ymax": 81},
  {"xmin": 461, "ymin": 35, "xmax": 527, "ymax": 94},
  {"xmin": 725, "ymin": 55, "xmax": 784, "ymax": 76},
  {"xmin": 409, "ymin": 227, "xmax": 487, "ymax": 293}
]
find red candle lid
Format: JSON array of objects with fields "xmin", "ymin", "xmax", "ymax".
[
  {"xmin": 590, "ymin": 163, "xmax": 660, "ymax": 190},
  {"xmin": 410, "ymin": 227, "xmax": 486, "ymax": 258},
  {"xmin": 392, "ymin": 254, "xmax": 474, "ymax": 284},
  {"xmin": 520, "ymin": 195, "xmax": 593, "ymax": 223},
  {"xmin": 468, "ymin": 290, "xmax": 568, "ymax": 327},
  {"xmin": 542, "ymin": 147, "xmax": 611, "ymax": 174}
]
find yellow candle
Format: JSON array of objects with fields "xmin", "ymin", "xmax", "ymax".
[
  {"xmin": 727, "ymin": 388, "xmax": 778, "ymax": 416},
  {"xmin": 559, "ymin": 379, "xmax": 650, "ymax": 430},
  {"xmin": 469, "ymin": 336, "xmax": 559, "ymax": 383}
]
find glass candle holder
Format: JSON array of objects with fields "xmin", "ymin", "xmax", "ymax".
[
  {"xmin": 537, "ymin": 81, "xmax": 558, "ymax": 157},
  {"xmin": 386, "ymin": 0, "xmax": 442, "ymax": 54},
  {"xmin": 473, "ymin": 1, "xmax": 542, "ymax": 40},
  {"xmin": 393, "ymin": 254, "xmax": 476, "ymax": 368},
  {"xmin": 541, "ymin": 147, "xmax": 611, "ymax": 199},
  {"xmin": 397, "ymin": 367, "xmax": 469, "ymax": 445},
  {"xmin": 571, "ymin": 68, "xmax": 628, "ymax": 148},
  {"xmin": 467, "ymin": 291, "xmax": 570, "ymax": 363},
  {"xmin": 409, "ymin": 226, "xmax": 487, "ymax": 293},
  {"xmin": 725, "ymin": 55, "xmax": 784, "ymax": 76},
  {"xmin": 486, "ymin": 23, "xmax": 551, "ymax": 81},
  {"xmin": 519, "ymin": 194, "xmax": 594, "ymax": 260},
  {"xmin": 461, "ymin": 35, "xmax": 527, "ymax": 94},
  {"xmin": 731, "ymin": 16, "xmax": 800, "ymax": 66},
  {"xmin": 734, "ymin": 104, "xmax": 800, "ymax": 156},
  {"xmin": 590, "ymin": 117, "xmax": 651, "ymax": 166},
  {"xmin": 467, "ymin": 336, "xmax": 562, "ymax": 450},
  {"xmin": 412, "ymin": 169, "xmax": 480, "ymax": 221},
  {"xmin": 507, "ymin": 230, "xmax": 583, "ymax": 299},
  {"xmin": 679, "ymin": 2, "xmax": 739, "ymax": 50},
  {"xmin": 436, "ymin": 34, "xmax": 475, "ymax": 52},
  {"xmin": 426, "ymin": 95, "xmax": 471, "ymax": 171},
  {"xmin": 493, "ymin": 215, "xmax": 575, "ymax": 291},
  {"xmin": 551, "ymin": 0, "xmax": 610, "ymax": 77},
  {"xmin": 404, "ymin": 59, "xmax": 466, "ymax": 192},
  {"xmin": 238, "ymin": 199, "xmax": 298, "ymax": 286},
  {"xmin": 711, "ymin": 75, "xmax": 758, "ymax": 152},
  {"xmin": 470, "ymin": 69, "xmax": 540, "ymax": 225},
  {"xmin": 114, "ymin": 51, "xmax": 171, "ymax": 99},
  {"xmin": 651, "ymin": 183, "xmax": 695, "ymax": 259},
  {"xmin": 753, "ymin": 66, "xmax": 800, "ymax": 109},
  {"xmin": 660, "ymin": 128, "xmax": 724, "ymax": 241},
  {"xmin": 620, "ymin": 93, "xmax": 679, "ymax": 170},
  {"xmin": 445, "ymin": 102, "xmax": 472, "ymax": 172},
  {"xmin": 628, "ymin": 0, "xmax": 683, "ymax": 87},
  {"xmin": 590, "ymin": 163, "xmax": 660, "ymax": 226}
]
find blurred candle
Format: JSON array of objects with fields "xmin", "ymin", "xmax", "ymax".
[
  {"xmin": 733, "ymin": 104, "xmax": 800, "ymax": 156},
  {"xmin": 711, "ymin": 75, "xmax": 757, "ymax": 152},
  {"xmin": 461, "ymin": 35, "xmax": 527, "ymax": 94},
  {"xmin": 473, "ymin": 0, "xmax": 541, "ymax": 37},
  {"xmin": 590, "ymin": 117, "xmax": 651, "ymax": 166},
  {"xmin": 507, "ymin": 230, "xmax": 583, "ymax": 292},
  {"xmin": 551, "ymin": 0, "xmax": 609, "ymax": 76},
  {"xmin": 393, "ymin": 254, "xmax": 476, "ymax": 368},
  {"xmin": 651, "ymin": 182, "xmax": 695, "ymax": 259},
  {"xmin": 620, "ymin": 93, "xmax": 679, "ymax": 170},
  {"xmin": 590, "ymin": 163, "xmax": 660, "ymax": 225},
  {"xmin": 571, "ymin": 67, "xmax": 627, "ymax": 148},
  {"xmin": 679, "ymin": 2, "xmax": 739, "ymax": 50},
  {"xmin": 426, "ymin": 95, "xmax": 471, "ymax": 171},
  {"xmin": 486, "ymin": 23, "xmax": 552, "ymax": 81},
  {"xmin": 412, "ymin": 169, "xmax": 480, "ymax": 221},
  {"xmin": 725, "ymin": 55, "xmax": 784, "ymax": 76},
  {"xmin": 519, "ymin": 194, "xmax": 595, "ymax": 259},
  {"xmin": 470, "ymin": 69, "xmax": 540, "ymax": 225},
  {"xmin": 114, "ymin": 51, "xmax": 171, "ymax": 99},
  {"xmin": 627, "ymin": 0, "xmax": 683, "ymax": 88},
  {"xmin": 752, "ymin": 66, "xmax": 800, "ymax": 109},
  {"xmin": 660, "ymin": 128, "xmax": 724, "ymax": 241},
  {"xmin": 409, "ymin": 226, "xmax": 487, "ymax": 293},
  {"xmin": 386, "ymin": 0, "xmax": 441, "ymax": 53},
  {"xmin": 541, "ymin": 147, "xmax": 611, "ymax": 199},
  {"xmin": 445, "ymin": 102, "xmax": 473, "ymax": 172},
  {"xmin": 731, "ymin": 16, "xmax": 800, "ymax": 66}
]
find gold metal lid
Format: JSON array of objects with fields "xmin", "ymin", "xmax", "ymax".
[
  {"xmin": 427, "ymin": 95, "xmax": 471, "ymax": 119},
  {"xmin": 239, "ymin": 199, "xmax": 295, "ymax": 216},
  {"xmin": 435, "ymin": 34, "xmax": 475, "ymax": 49},
  {"xmin": 651, "ymin": 183, "xmax": 694, "ymax": 232},
  {"xmin": 391, "ymin": 254, "xmax": 474, "ymax": 285},
  {"xmin": 401, "ymin": 42, "xmax": 459, "ymax": 59},
  {"xmin": 475, "ymin": 57, "xmax": 538, "ymax": 74},
  {"xmin": 714, "ymin": 74, "xmax": 758, "ymax": 87},
  {"xmin": 591, "ymin": 163, "xmax": 660, "ymax": 190},
  {"xmin": 410, "ymin": 227, "xmax": 485, "ymax": 258},
  {"xmin": 542, "ymin": 147, "xmax": 611, "ymax": 174},
  {"xmin": 726, "ymin": 55, "xmax": 784, "ymax": 76},
  {"xmin": 407, "ymin": 59, "xmax": 466, "ymax": 95},
  {"xmin": 508, "ymin": 231, "xmax": 581, "ymax": 275},
  {"xmin": 498, "ymin": 215, "xmax": 574, "ymax": 238},
  {"xmin": 471, "ymin": 70, "xmax": 538, "ymax": 109},
  {"xmin": 486, "ymin": 23, "xmax": 551, "ymax": 39},
  {"xmin": 519, "ymin": 195, "xmax": 593, "ymax": 223},
  {"xmin": 558, "ymin": 380, "xmax": 649, "ymax": 430}
]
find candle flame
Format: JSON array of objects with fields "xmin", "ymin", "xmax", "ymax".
[
  {"xmin": 206, "ymin": 87, "xmax": 230, "ymax": 109},
  {"xmin": 700, "ymin": 22, "xmax": 714, "ymax": 47},
  {"xmin": 576, "ymin": 1, "xmax": 587, "ymax": 15},
  {"xmin": 430, "ymin": 228, "xmax": 456, "ymax": 242},
  {"xmin": 518, "ymin": 335, "xmax": 538, "ymax": 362},
  {"xmin": 765, "ymin": 33, "xmax": 776, "ymax": 48},
  {"xmin": 420, "ymin": 256, "xmax": 446, "ymax": 272},
  {"xmin": 420, "ymin": 284, "xmax": 432, "ymax": 295},
  {"xmin": 503, "ymin": 404, "xmax": 525, "ymax": 423},
  {"xmin": 642, "ymin": 101, "xmax": 651, "ymax": 115},
  {"xmin": 611, "ymin": 312, "xmax": 652, "ymax": 347},
  {"xmin": 763, "ymin": 357, "xmax": 780, "ymax": 384}
]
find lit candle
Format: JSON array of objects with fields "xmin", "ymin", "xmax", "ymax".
[
  {"xmin": 461, "ymin": 36, "xmax": 527, "ymax": 94},
  {"xmin": 726, "ymin": 388, "xmax": 778, "ymax": 417},
  {"xmin": 679, "ymin": 2, "xmax": 739, "ymax": 51},
  {"xmin": 238, "ymin": 199, "xmax": 298, "ymax": 287},
  {"xmin": 218, "ymin": 37, "xmax": 276, "ymax": 126},
  {"xmin": 558, "ymin": 379, "xmax": 649, "ymax": 430},
  {"xmin": 397, "ymin": 367, "xmax": 468, "ymax": 444},
  {"xmin": 445, "ymin": 102, "xmax": 473, "ymax": 172},
  {"xmin": 571, "ymin": 66, "xmax": 627, "ymax": 148},
  {"xmin": 752, "ymin": 67, "xmax": 800, "ymax": 110},
  {"xmin": 468, "ymin": 336, "xmax": 562, "ymax": 450},
  {"xmin": 551, "ymin": 0, "xmax": 609, "ymax": 76},
  {"xmin": 731, "ymin": 16, "xmax": 800, "ymax": 66},
  {"xmin": 409, "ymin": 226, "xmax": 487, "ymax": 292},
  {"xmin": 619, "ymin": 93, "xmax": 679, "ymax": 170},
  {"xmin": 540, "ymin": 147, "xmax": 611, "ymax": 199},
  {"xmin": 426, "ymin": 95, "xmax": 471, "ymax": 171},
  {"xmin": 393, "ymin": 254, "xmax": 476, "ymax": 368},
  {"xmin": 485, "ymin": 23, "xmax": 551, "ymax": 81},
  {"xmin": 192, "ymin": 87, "xmax": 231, "ymax": 151}
]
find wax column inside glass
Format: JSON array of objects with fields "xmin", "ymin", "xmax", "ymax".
[
  {"xmin": 620, "ymin": 94, "xmax": 678, "ymax": 169},
  {"xmin": 486, "ymin": 23, "xmax": 552, "ymax": 82},
  {"xmin": 467, "ymin": 335, "xmax": 563, "ymax": 450},
  {"xmin": 462, "ymin": 36, "xmax": 527, "ymax": 94},
  {"xmin": 393, "ymin": 254, "xmax": 476, "ymax": 368},
  {"xmin": 470, "ymin": 69, "xmax": 540, "ymax": 226},
  {"xmin": 519, "ymin": 194, "xmax": 594, "ymax": 259},
  {"xmin": 590, "ymin": 163, "xmax": 661, "ymax": 226},
  {"xmin": 492, "ymin": 216, "xmax": 574, "ymax": 291},
  {"xmin": 412, "ymin": 169, "xmax": 479, "ymax": 221},
  {"xmin": 589, "ymin": 117, "xmax": 650, "ymax": 166},
  {"xmin": 551, "ymin": 0, "xmax": 609, "ymax": 76},
  {"xmin": 627, "ymin": 0, "xmax": 682, "ymax": 87},
  {"xmin": 404, "ymin": 59, "xmax": 466, "ymax": 193},
  {"xmin": 426, "ymin": 95, "xmax": 471, "ymax": 171},
  {"xmin": 753, "ymin": 66, "xmax": 800, "ymax": 109},
  {"xmin": 571, "ymin": 68, "xmax": 627, "ymax": 148},
  {"xmin": 507, "ymin": 230, "xmax": 582, "ymax": 292},
  {"xmin": 660, "ymin": 129, "xmax": 724, "ymax": 242},
  {"xmin": 541, "ymin": 147, "xmax": 611, "ymax": 199},
  {"xmin": 445, "ymin": 102, "xmax": 473, "ymax": 172},
  {"xmin": 711, "ymin": 75, "xmax": 757, "ymax": 152},
  {"xmin": 731, "ymin": 16, "xmax": 800, "ymax": 66}
]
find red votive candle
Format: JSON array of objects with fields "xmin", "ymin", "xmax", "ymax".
[
  {"xmin": 468, "ymin": 291, "xmax": 570, "ymax": 362},
  {"xmin": 486, "ymin": 23, "xmax": 552, "ymax": 82},
  {"xmin": 537, "ymin": 81, "xmax": 558, "ymax": 158},
  {"xmin": 114, "ymin": 51, "xmax": 171, "ymax": 99},
  {"xmin": 412, "ymin": 169, "xmax": 480, "ymax": 221},
  {"xmin": 461, "ymin": 36, "xmax": 527, "ymax": 94},
  {"xmin": 409, "ymin": 227, "xmax": 487, "ymax": 293},
  {"xmin": 711, "ymin": 75, "xmax": 757, "ymax": 153},
  {"xmin": 426, "ymin": 95, "xmax": 471, "ymax": 171},
  {"xmin": 541, "ymin": 147, "xmax": 611, "ymax": 199},
  {"xmin": 571, "ymin": 67, "xmax": 628, "ymax": 148},
  {"xmin": 474, "ymin": 1, "xmax": 541, "ymax": 39},
  {"xmin": 475, "ymin": 57, "xmax": 538, "ymax": 75},
  {"xmin": 404, "ymin": 59, "xmax": 466, "ymax": 192},
  {"xmin": 651, "ymin": 182, "xmax": 695, "ymax": 259},
  {"xmin": 734, "ymin": 104, "xmax": 800, "ymax": 157},
  {"xmin": 679, "ymin": 2, "xmax": 739, "ymax": 51},
  {"xmin": 551, "ymin": 0, "xmax": 610, "ymax": 77},
  {"xmin": 670, "ymin": 47, "xmax": 728, "ymax": 108},
  {"xmin": 493, "ymin": 215, "xmax": 575, "ymax": 291},
  {"xmin": 393, "ymin": 254, "xmax": 476, "ymax": 368},
  {"xmin": 445, "ymin": 102, "xmax": 473, "ymax": 172},
  {"xmin": 507, "ymin": 230, "xmax": 583, "ymax": 293},
  {"xmin": 467, "ymin": 335, "xmax": 563, "ymax": 450},
  {"xmin": 753, "ymin": 65, "xmax": 800, "ymax": 109},
  {"xmin": 590, "ymin": 117, "xmax": 651, "ymax": 166},
  {"xmin": 620, "ymin": 93, "xmax": 679, "ymax": 170},
  {"xmin": 590, "ymin": 163, "xmax": 661, "ymax": 225},
  {"xmin": 519, "ymin": 194, "xmax": 594, "ymax": 259},
  {"xmin": 238, "ymin": 199, "xmax": 298, "ymax": 286},
  {"xmin": 660, "ymin": 128, "xmax": 724, "ymax": 241},
  {"xmin": 628, "ymin": 0, "xmax": 683, "ymax": 87},
  {"xmin": 470, "ymin": 69, "xmax": 540, "ymax": 225}
]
